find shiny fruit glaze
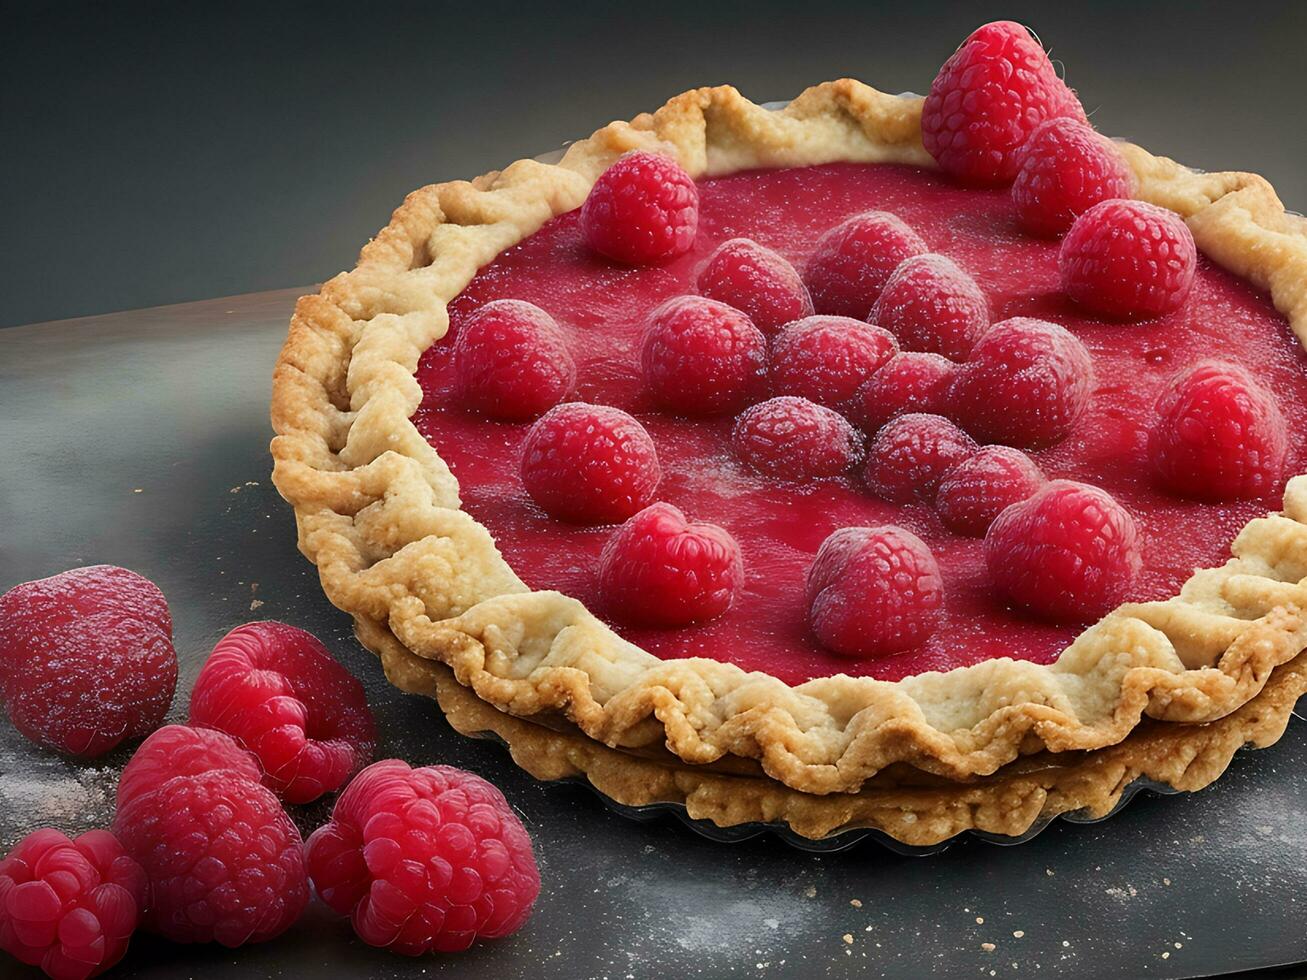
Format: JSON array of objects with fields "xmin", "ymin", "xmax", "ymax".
[{"xmin": 414, "ymin": 163, "xmax": 1307, "ymax": 685}]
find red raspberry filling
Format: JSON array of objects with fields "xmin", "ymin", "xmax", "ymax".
[
  {"xmin": 770, "ymin": 315, "xmax": 899, "ymax": 409},
  {"xmin": 935, "ymin": 446, "xmax": 1046, "ymax": 537},
  {"xmin": 1060, "ymin": 199, "xmax": 1197, "ymax": 319},
  {"xmin": 113, "ymin": 756, "xmax": 309, "ymax": 947},
  {"xmin": 581, "ymin": 151, "xmax": 699, "ymax": 264},
  {"xmin": 414, "ymin": 162, "xmax": 1307, "ymax": 685},
  {"xmin": 305, "ymin": 759, "xmax": 540, "ymax": 955},
  {"xmin": 985, "ymin": 480, "xmax": 1142, "ymax": 621},
  {"xmin": 598, "ymin": 502, "xmax": 743, "ymax": 626},
  {"xmin": 454, "ymin": 300, "xmax": 575, "ymax": 421},
  {"xmin": 949, "ymin": 317, "xmax": 1093, "ymax": 449},
  {"xmin": 864, "ymin": 413, "xmax": 977, "ymax": 504},
  {"xmin": 1150, "ymin": 360, "xmax": 1287, "ymax": 501},
  {"xmin": 520, "ymin": 403, "xmax": 661, "ymax": 524},
  {"xmin": 854, "ymin": 351, "xmax": 956, "ymax": 434},
  {"xmin": 640, "ymin": 296, "xmax": 768, "ymax": 416},
  {"xmin": 0, "ymin": 565, "xmax": 177, "ymax": 758},
  {"xmin": 189, "ymin": 621, "xmax": 377, "ymax": 804},
  {"xmin": 922, "ymin": 20, "xmax": 1086, "ymax": 184},
  {"xmin": 1011, "ymin": 117, "xmax": 1134, "ymax": 237},
  {"xmin": 803, "ymin": 211, "xmax": 927, "ymax": 318},
  {"xmin": 0, "ymin": 829, "xmax": 147, "ymax": 980},
  {"xmin": 696, "ymin": 237, "xmax": 813, "ymax": 334},
  {"xmin": 806, "ymin": 526, "xmax": 944, "ymax": 659},
  {"xmin": 732, "ymin": 396, "xmax": 864, "ymax": 480},
  {"xmin": 871, "ymin": 254, "xmax": 990, "ymax": 361}
]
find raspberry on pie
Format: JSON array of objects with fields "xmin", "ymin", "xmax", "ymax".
[
  {"xmin": 274, "ymin": 30, "xmax": 1307, "ymax": 845},
  {"xmin": 581, "ymin": 151, "xmax": 699, "ymax": 264},
  {"xmin": 639, "ymin": 295, "xmax": 768, "ymax": 416},
  {"xmin": 696, "ymin": 237, "xmax": 813, "ymax": 334},
  {"xmin": 853, "ymin": 351, "xmax": 956, "ymax": 434},
  {"xmin": 1011, "ymin": 117, "xmax": 1134, "ymax": 237},
  {"xmin": 453, "ymin": 300, "xmax": 576, "ymax": 421}
]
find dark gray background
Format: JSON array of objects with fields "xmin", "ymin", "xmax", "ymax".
[{"xmin": 3, "ymin": 0, "xmax": 1306, "ymax": 328}]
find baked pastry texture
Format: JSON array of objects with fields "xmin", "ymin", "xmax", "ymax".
[{"xmin": 271, "ymin": 81, "xmax": 1307, "ymax": 798}]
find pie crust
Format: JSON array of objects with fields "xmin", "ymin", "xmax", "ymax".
[{"xmin": 271, "ymin": 80, "xmax": 1307, "ymax": 798}]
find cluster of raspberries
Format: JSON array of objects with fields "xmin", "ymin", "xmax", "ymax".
[{"xmin": 0, "ymin": 569, "xmax": 540, "ymax": 979}]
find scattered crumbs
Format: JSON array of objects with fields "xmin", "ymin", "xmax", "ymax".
[
  {"xmin": 132, "ymin": 488, "xmax": 143, "ymax": 494},
  {"xmin": 1062, "ymin": 941, "xmax": 1070, "ymax": 948},
  {"xmin": 976, "ymin": 916, "xmax": 985, "ymax": 925},
  {"xmin": 864, "ymin": 926, "xmax": 873, "ymax": 933},
  {"xmin": 842, "ymin": 934, "xmax": 853, "ymax": 945},
  {"xmin": 1163, "ymin": 877, "xmax": 1172, "ymax": 886},
  {"xmin": 1174, "ymin": 942, "xmax": 1182, "ymax": 949},
  {"xmin": 981, "ymin": 942, "xmax": 996, "ymax": 952},
  {"xmin": 1162, "ymin": 952, "xmax": 1170, "ymax": 960},
  {"xmin": 1013, "ymin": 930, "xmax": 1025, "ymax": 939},
  {"xmin": 250, "ymin": 599, "xmax": 265, "ymax": 611},
  {"xmin": 803, "ymin": 885, "xmax": 817, "ymax": 899},
  {"xmin": 850, "ymin": 899, "xmax": 862, "ymax": 908},
  {"xmin": 1045, "ymin": 868, "xmax": 1055, "ymax": 877}
]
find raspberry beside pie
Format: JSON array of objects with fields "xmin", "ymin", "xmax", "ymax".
[{"xmin": 272, "ymin": 25, "xmax": 1307, "ymax": 838}]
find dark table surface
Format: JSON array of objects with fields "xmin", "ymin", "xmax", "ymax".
[{"xmin": 2, "ymin": 291, "xmax": 1306, "ymax": 979}]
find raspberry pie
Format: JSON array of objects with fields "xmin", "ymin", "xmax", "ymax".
[{"xmin": 272, "ymin": 22, "xmax": 1307, "ymax": 843}]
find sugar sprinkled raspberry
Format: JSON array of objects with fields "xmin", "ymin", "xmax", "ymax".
[
  {"xmin": 863, "ymin": 413, "xmax": 977, "ymax": 505},
  {"xmin": 1149, "ymin": 360, "xmax": 1287, "ymax": 501},
  {"xmin": 696, "ymin": 238, "xmax": 813, "ymax": 334},
  {"xmin": 598, "ymin": 502, "xmax": 743, "ymax": 626},
  {"xmin": 871, "ymin": 254, "xmax": 990, "ymax": 361},
  {"xmin": 806, "ymin": 526, "xmax": 943, "ymax": 659},
  {"xmin": 770, "ymin": 315, "xmax": 898, "ymax": 409},
  {"xmin": 113, "ymin": 760, "xmax": 309, "ymax": 946},
  {"xmin": 1011, "ymin": 117, "xmax": 1134, "ymax": 237},
  {"xmin": 985, "ymin": 480, "xmax": 1141, "ymax": 621},
  {"xmin": 581, "ymin": 151, "xmax": 699, "ymax": 264},
  {"xmin": 453, "ymin": 300, "xmax": 576, "ymax": 421},
  {"xmin": 0, "ymin": 565, "xmax": 177, "ymax": 758},
  {"xmin": 803, "ymin": 212, "xmax": 927, "ymax": 318},
  {"xmin": 853, "ymin": 352, "xmax": 956, "ymax": 435},
  {"xmin": 731, "ymin": 396, "xmax": 865, "ymax": 480},
  {"xmin": 1059, "ymin": 199, "xmax": 1197, "ymax": 319},
  {"xmin": 116, "ymin": 724, "xmax": 262, "ymax": 811},
  {"xmin": 520, "ymin": 403, "xmax": 662, "ymax": 524},
  {"xmin": 922, "ymin": 20, "xmax": 1086, "ymax": 184},
  {"xmin": 640, "ymin": 296, "xmax": 768, "ymax": 416},
  {"xmin": 305, "ymin": 760, "xmax": 540, "ymax": 955},
  {"xmin": 189, "ymin": 622, "xmax": 377, "ymax": 804},
  {"xmin": 948, "ymin": 317, "xmax": 1092, "ymax": 449},
  {"xmin": 935, "ymin": 446, "xmax": 1045, "ymax": 537},
  {"xmin": 0, "ymin": 828, "xmax": 147, "ymax": 980}
]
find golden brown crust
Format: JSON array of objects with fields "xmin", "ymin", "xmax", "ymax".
[
  {"xmin": 271, "ymin": 80, "xmax": 1307, "ymax": 798},
  {"xmin": 362, "ymin": 613, "xmax": 1307, "ymax": 845}
]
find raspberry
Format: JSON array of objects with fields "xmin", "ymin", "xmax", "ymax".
[
  {"xmin": 1149, "ymin": 360, "xmax": 1287, "ymax": 501},
  {"xmin": 922, "ymin": 21, "xmax": 1087, "ymax": 184},
  {"xmin": 731, "ymin": 396, "xmax": 865, "ymax": 480},
  {"xmin": 113, "ymin": 768, "xmax": 309, "ymax": 946},
  {"xmin": 454, "ymin": 300, "xmax": 576, "ymax": 421},
  {"xmin": 598, "ymin": 502, "xmax": 743, "ymax": 626},
  {"xmin": 1059, "ymin": 199, "xmax": 1197, "ymax": 319},
  {"xmin": 770, "ymin": 315, "xmax": 899, "ymax": 409},
  {"xmin": 871, "ymin": 254, "xmax": 990, "ymax": 361},
  {"xmin": 802, "ymin": 212, "xmax": 928, "ymax": 318},
  {"xmin": 695, "ymin": 237, "xmax": 813, "ymax": 334},
  {"xmin": 640, "ymin": 296, "xmax": 768, "ymax": 416},
  {"xmin": 0, "ymin": 565, "xmax": 177, "ymax": 757},
  {"xmin": 935, "ymin": 445, "xmax": 1045, "ymax": 537},
  {"xmin": 189, "ymin": 622, "xmax": 377, "ymax": 804},
  {"xmin": 520, "ymin": 403, "xmax": 662, "ymax": 524},
  {"xmin": 805, "ymin": 526, "xmax": 943, "ymax": 658},
  {"xmin": 1011, "ymin": 117, "xmax": 1134, "ymax": 237},
  {"xmin": 116, "ymin": 724, "xmax": 262, "ymax": 811},
  {"xmin": 863, "ymin": 413, "xmax": 977, "ymax": 504},
  {"xmin": 853, "ymin": 352, "xmax": 956, "ymax": 435},
  {"xmin": 0, "ymin": 829, "xmax": 147, "ymax": 980},
  {"xmin": 984, "ymin": 480, "xmax": 1141, "ymax": 621},
  {"xmin": 948, "ymin": 317, "xmax": 1092, "ymax": 449},
  {"xmin": 305, "ymin": 760, "xmax": 540, "ymax": 955},
  {"xmin": 581, "ymin": 151, "xmax": 699, "ymax": 264}
]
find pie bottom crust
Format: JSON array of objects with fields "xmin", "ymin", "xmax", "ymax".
[{"xmin": 359, "ymin": 614, "xmax": 1307, "ymax": 846}]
